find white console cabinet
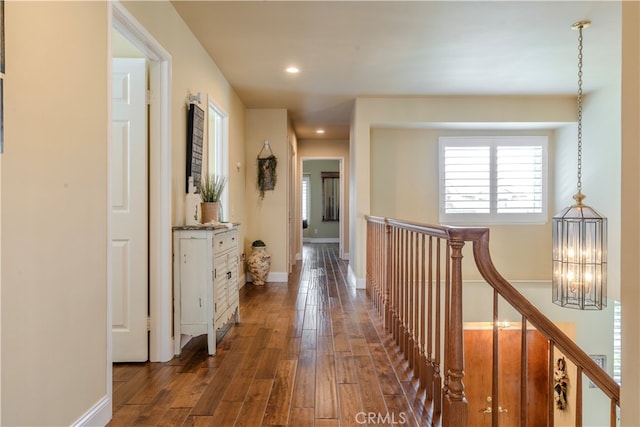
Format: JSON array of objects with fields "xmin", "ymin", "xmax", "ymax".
[{"xmin": 172, "ymin": 225, "xmax": 240, "ymax": 355}]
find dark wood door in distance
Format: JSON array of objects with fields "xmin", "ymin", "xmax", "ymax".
[{"xmin": 464, "ymin": 328, "xmax": 549, "ymax": 427}]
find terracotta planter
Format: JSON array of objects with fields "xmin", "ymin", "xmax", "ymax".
[
  {"xmin": 247, "ymin": 246, "xmax": 271, "ymax": 286},
  {"xmin": 200, "ymin": 202, "xmax": 219, "ymax": 224}
]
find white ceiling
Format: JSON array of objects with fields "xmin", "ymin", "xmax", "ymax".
[{"xmin": 172, "ymin": 1, "xmax": 621, "ymax": 140}]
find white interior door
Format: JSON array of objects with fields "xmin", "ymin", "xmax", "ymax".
[{"xmin": 111, "ymin": 58, "xmax": 148, "ymax": 362}]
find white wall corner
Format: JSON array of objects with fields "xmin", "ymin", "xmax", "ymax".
[
  {"xmin": 348, "ymin": 264, "xmax": 365, "ymax": 289},
  {"xmin": 71, "ymin": 395, "xmax": 111, "ymax": 427}
]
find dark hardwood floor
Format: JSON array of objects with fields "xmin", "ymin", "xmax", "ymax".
[{"xmin": 110, "ymin": 243, "xmax": 431, "ymax": 426}]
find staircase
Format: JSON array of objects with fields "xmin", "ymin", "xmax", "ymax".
[{"xmin": 366, "ymin": 216, "xmax": 620, "ymax": 426}]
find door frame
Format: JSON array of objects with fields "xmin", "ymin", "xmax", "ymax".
[{"xmin": 110, "ymin": 1, "xmax": 173, "ymax": 367}]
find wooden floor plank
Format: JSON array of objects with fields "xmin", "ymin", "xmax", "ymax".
[
  {"xmin": 254, "ymin": 348, "xmax": 282, "ymax": 380},
  {"xmin": 315, "ymin": 354, "xmax": 338, "ymax": 419},
  {"xmin": 109, "ymin": 243, "xmax": 430, "ymax": 427},
  {"xmin": 262, "ymin": 359, "xmax": 298, "ymax": 425},
  {"xmin": 338, "ymin": 383, "xmax": 363, "ymax": 427},
  {"xmin": 353, "ymin": 355, "xmax": 388, "ymax": 416},
  {"xmin": 288, "ymin": 408, "xmax": 314, "ymax": 427},
  {"xmin": 291, "ymin": 350, "xmax": 316, "ymax": 409},
  {"xmin": 233, "ymin": 379, "xmax": 273, "ymax": 426},
  {"xmin": 210, "ymin": 401, "xmax": 243, "ymax": 426}
]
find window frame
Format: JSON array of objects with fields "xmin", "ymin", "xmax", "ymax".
[
  {"xmin": 302, "ymin": 174, "xmax": 311, "ymax": 224},
  {"xmin": 438, "ymin": 136, "xmax": 548, "ymax": 225},
  {"xmin": 207, "ymin": 97, "xmax": 229, "ymax": 221}
]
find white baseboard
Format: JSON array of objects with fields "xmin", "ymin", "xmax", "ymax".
[
  {"xmin": 303, "ymin": 237, "xmax": 339, "ymax": 243},
  {"xmin": 72, "ymin": 395, "xmax": 111, "ymax": 427},
  {"xmin": 246, "ymin": 271, "xmax": 288, "ymax": 283},
  {"xmin": 341, "ymin": 252, "xmax": 349, "ymax": 261}
]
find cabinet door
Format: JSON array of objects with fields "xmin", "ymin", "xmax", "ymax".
[
  {"xmin": 179, "ymin": 237, "xmax": 208, "ymax": 326},
  {"xmin": 228, "ymin": 254, "xmax": 239, "ymax": 305},
  {"xmin": 214, "ymin": 253, "xmax": 229, "ymax": 322}
]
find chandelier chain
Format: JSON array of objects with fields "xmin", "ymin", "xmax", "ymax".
[{"xmin": 576, "ymin": 25, "xmax": 584, "ymax": 193}]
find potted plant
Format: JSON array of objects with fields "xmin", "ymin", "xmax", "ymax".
[
  {"xmin": 247, "ymin": 239, "xmax": 271, "ymax": 286},
  {"xmin": 200, "ymin": 174, "xmax": 227, "ymax": 223}
]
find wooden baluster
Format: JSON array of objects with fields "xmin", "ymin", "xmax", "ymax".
[
  {"xmin": 442, "ymin": 237, "xmax": 467, "ymax": 426},
  {"xmin": 433, "ymin": 238, "xmax": 443, "ymax": 416},
  {"xmin": 413, "ymin": 234, "xmax": 425, "ymax": 380},
  {"xmin": 425, "ymin": 235, "xmax": 434, "ymax": 399},
  {"xmin": 381, "ymin": 222, "xmax": 385, "ymax": 312},
  {"xmin": 407, "ymin": 230, "xmax": 414, "ymax": 365},
  {"xmin": 385, "ymin": 224, "xmax": 393, "ymax": 333},
  {"xmin": 369, "ymin": 222, "xmax": 375, "ymax": 307},
  {"xmin": 548, "ymin": 341, "xmax": 555, "ymax": 427},
  {"xmin": 378, "ymin": 222, "xmax": 384, "ymax": 315},
  {"xmin": 401, "ymin": 228, "xmax": 407, "ymax": 353},
  {"xmin": 366, "ymin": 222, "xmax": 370, "ymax": 296},
  {"xmin": 492, "ymin": 289, "xmax": 499, "ymax": 427},
  {"xmin": 393, "ymin": 229, "xmax": 402, "ymax": 345},
  {"xmin": 401, "ymin": 229, "xmax": 407, "ymax": 357},
  {"xmin": 576, "ymin": 366, "xmax": 583, "ymax": 427},
  {"xmin": 520, "ymin": 316, "xmax": 528, "ymax": 427},
  {"xmin": 396, "ymin": 228, "xmax": 402, "ymax": 347},
  {"xmin": 420, "ymin": 234, "xmax": 430, "ymax": 392}
]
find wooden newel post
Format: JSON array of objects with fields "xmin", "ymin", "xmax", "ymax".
[{"xmin": 443, "ymin": 237, "xmax": 468, "ymax": 426}]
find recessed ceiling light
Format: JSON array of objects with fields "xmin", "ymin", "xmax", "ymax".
[
  {"xmin": 285, "ymin": 66, "xmax": 300, "ymax": 74},
  {"xmin": 316, "ymin": 129, "xmax": 325, "ymax": 134}
]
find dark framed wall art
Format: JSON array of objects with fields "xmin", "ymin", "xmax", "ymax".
[{"xmin": 186, "ymin": 103, "xmax": 204, "ymax": 193}]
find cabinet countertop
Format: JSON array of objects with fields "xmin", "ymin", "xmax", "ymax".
[{"xmin": 173, "ymin": 223, "xmax": 239, "ymax": 231}]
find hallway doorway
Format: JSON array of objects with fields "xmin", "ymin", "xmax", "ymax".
[
  {"xmin": 300, "ymin": 158, "xmax": 345, "ymax": 260},
  {"xmin": 110, "ymin": 2, "xmax": 173, "ymax": 366}
]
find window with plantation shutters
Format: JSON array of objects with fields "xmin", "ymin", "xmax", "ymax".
[{"xmin": 439, "ymin": 136, "xmax": 548, "ymax": 224}]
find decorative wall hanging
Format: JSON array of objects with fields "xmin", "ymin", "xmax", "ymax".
[
  {"xmin": 186, "ymin": 103, "xmax": 204, "ymax": 193},
  {"xmin": 257, "ymin": 140, "xmax": 277, "ymax": 199},
  {"xmin": 554, "ymin": 357, "xmax": 569, "ymax": 410}
]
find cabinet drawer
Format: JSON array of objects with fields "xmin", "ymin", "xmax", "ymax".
[{"xmin": 214, "ymin": 230, "xmax": 237, "ymax": 253}]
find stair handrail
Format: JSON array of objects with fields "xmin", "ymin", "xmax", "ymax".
[{"xmin": 367, "ymin": 216, "xmax": 620, "ymax": 416}]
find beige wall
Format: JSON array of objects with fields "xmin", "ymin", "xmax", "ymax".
[
  {"xmin": 370, "ymin": 127, "xmax": 555, "ymax": 280},
  {"xmin": 2, "ymin": 2, "xmax": 109, "ymax": 425},
  {"xmin": 121, "ymin": 1, "xmax": 247, "ymax": 234},
  {"xmin": 245, "ymin": 109, "xmax": 289, "ymax": 275},
  {"xmin": 621, "ymin": 2, "xmax": 640, "ymax": 425},
  {"xmin": 2, "ymin": 1, "xmax": 249, "ymax": 424},
  {"xmin": 298, "ymin": 139, "xmax": 350, "ymax": 259},
  {"xmin": 350, "ymin": 96, "xmax": 577, "ymax": 287}
]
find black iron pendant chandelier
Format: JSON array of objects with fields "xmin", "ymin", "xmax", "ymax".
[{"xmin": 552, "ymin": 20, "xmax": 608, "ymax": 310}]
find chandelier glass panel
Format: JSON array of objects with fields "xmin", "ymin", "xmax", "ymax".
[{"xmin": 551, "ymin": 20, "xmax": 607, "ymax": 310}]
